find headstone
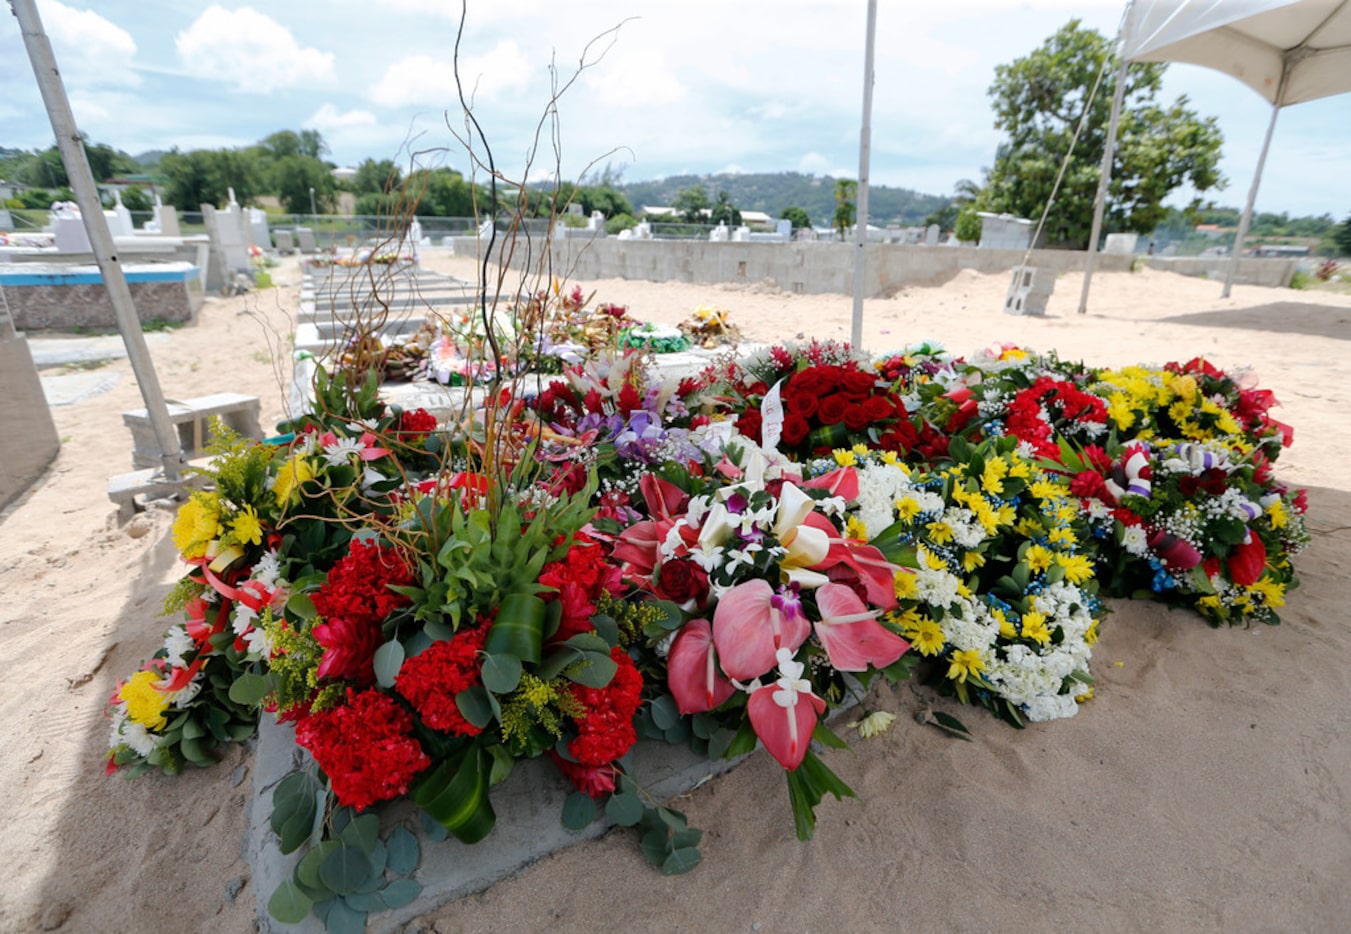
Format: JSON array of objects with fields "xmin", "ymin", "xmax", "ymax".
[
  {"xmin": 776, "ymin": 218, "xmax": 792, "ymax": 239},
  {"xmin": 587, "ymin": 210, "xmax": 605, "ymax": 231},
  {"xmin": 477, "ymin": 218, "xmax": 494, "ymax": 239},
  {"xmin": 1004, "ymin": 265, "xmax": 1054, "ymax": 316},
  {"xmin": 202, "ymin": 204, "xmax": 251, "ymax": 284},
  {"xmin": 925, "ymin": 224, "xmax": 940, "ymax": 246},
  {"xmin": 272, "ymin": 230, "xmax": 296, "ymax": 254},
  {"xmin": 50, "ymin": 202, "xmax": 91, "ymax": 252},
  {"xmin": 1102, "ymin": 232, "xmax": 1139, "ymax": 255},
  {"xmin": 111, "ymin": 190, "xmax": 134, "ymax": 236},
  {"xmin": 248, "ymin": 208, "xmax": 271, "ymax": 249},
  {"xmin": 294, "ymin": 227, "xmax": 318, "ymax": 254},
  {"xmin": 633, "ymin": 221, "xmax": 651, "ymax": 240},
  {"xmin": 0, "ymin": 207, "xmax": 13, "ymax": 231},
  {"xmin": 409, "ymin": 218, "xmax": 423, "ymax": 245},
  {"xmin": 977, "ymin": 212, "xmax": 1035, "ymax": 251},
  {"xmin": 709, "ymin": 222, "xmax": 729, "ymax": 242},
  {"xmin": 153, "ymin": 196, "xmax": 181, "ymax": 237},
  {"xmin": 732, "ymin": 225, "xmax": 750, "ymax": 242}
]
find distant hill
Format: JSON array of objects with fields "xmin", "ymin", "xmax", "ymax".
[
  {"xmin": 618, "ymin": 172, "xmax": 948, "ymax": 228},
  {"xmin": 131, "ymin": 149, "xmax": 170, "ymax": 171}
]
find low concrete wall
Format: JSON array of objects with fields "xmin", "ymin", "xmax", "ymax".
[
  {"xmin": 450, "ymin": 236, "xmax": 1299, "ymax": 295},
  {"xmin": 1145, "ymin": 255, "xmax": 1296, "ymax": 288},
  {"xmin": 0, "ymin": 334, "xmax": 60, "ymax": 509},
  {"xmin": 8, "ymin": 279, "xmax": 202, "ymax": 330}
]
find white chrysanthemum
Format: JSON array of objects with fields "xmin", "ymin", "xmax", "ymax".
[
  {"xmin": 163, "ymin": 624, "xmax": 195, "ymax": 667},
  {"xmin": 322, "ymin": 436, "xmax": 364, "ymax": 466},
  {"xmin": 117, "ymin": 719, "xmax": 159, "ymax": 757},
  {"xmin": 1024, "ymin": 694, "xmax": 1079, "ymax": 722}
]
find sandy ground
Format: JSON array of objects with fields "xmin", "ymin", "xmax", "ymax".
[{"xmin": 2, "ymin": 252, "xmax": 1350, "ymax": 932}]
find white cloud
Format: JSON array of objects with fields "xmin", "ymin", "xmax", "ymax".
[
  {"xmin": 369, "ymin": 41, "xmax": 531, "ymax": 108},
  {"xmin": 174, "ymin": 6, "xmax": 335, "ymax": 93},
  {"xmin": 39, "ymin": 0, "xmax": 139, "ymax": 87},
  {"xmin": 585, "ymin": 51, "xmax": 686, "ymax": 107},
  {"xmin": 306, "ymin": 103, "xmax": 376, "ymax": 130}
]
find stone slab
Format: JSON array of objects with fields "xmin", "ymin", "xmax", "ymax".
[
  {"xmin": 27, "ymin": 333, "xmax": 168, "ymax": 368},
  {"xmin": 41, "ymin": 371, "xmax": 121, "ymax": 405}
]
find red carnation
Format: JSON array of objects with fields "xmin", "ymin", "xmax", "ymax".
[
  {"xmin": 397, "ymin": 408, "xmax": 438, "ymax": 444},
  {"xmin": 294, "ymin": 688, "xmax": 430, "ymax": 812},
  {"xmin": 566, "ymin": 647, "xmax": 643, "ymax": 767},
  {"xmin": 396, "ymin": 625, "xmax": 490, "ymax": 735},
  {"xmin": 311, "ymin": 539, "xmax": 414, "ymax": 685},
  {"xmin": 540, "ymin": 535, "xmax": 625, "ymax": 642}
]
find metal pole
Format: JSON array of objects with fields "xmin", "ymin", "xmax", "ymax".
[
  {"xmin": 850, "ymin": 0, "xmax": 877, "ymax": 350},
  {"xmin": 1222, "ymin": 100, "xmax": 1281, "ymax": 298},
  {"xmin": 11, "ymin": 0, "xmax": 182, "ymax": 479},
  {"xmin": 1078, "ymin": 29, "xmax": 1131, "ymax": 315}
]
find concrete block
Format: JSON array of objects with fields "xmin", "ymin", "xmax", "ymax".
[
  {"xmin": 1004, "ymin": 265, "xmax": 1054, "ymax": 317},
  {"xmin": 0, "ymin": 334, "xmax": 61, "ymax": 511},
  {"xmin": 122, "ymin": 392, "xmax": 262, "ymax": 469}
]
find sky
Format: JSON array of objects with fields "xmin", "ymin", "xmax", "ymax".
[{"xmin": 1, "ymin": 0, "xmax": 1347, "ymax": 218}]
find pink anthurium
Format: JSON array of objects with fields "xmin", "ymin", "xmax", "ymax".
[
  {"xmin": 667, "ymin": 618, "xmax": 735, "ymax": 714},
  {"xmin": 638, "ymin": 473, "xmax": 688, "ymax": 521},
  {"xmin": 800, "ymin": 466, "xmax": 860, "ymax": 501},
  {"xmin": 816, "ymin": 535, "xmax": 901, "ymax": 610},
  {"xmin": 712, "ymin": 579, "xmax": 810, "ymax": 682},
  {"xmin": 812, "ymin": 583, "xmax": 910, "ymax": 672},
  {"xmin": 747, "ymin": 648, "xmax": 827, "ymax": 770}
]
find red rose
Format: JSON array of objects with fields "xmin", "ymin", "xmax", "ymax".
[
  {"xmin": 861, "ymin": 395, "xmax": 894, "ymax": 423},
  {"xmin": 818, "ymin": 395, "xmax": 849, "ymax": 425},
  {"xmin": 841, "ymin": 369, "xmax": 876, "ymax": 397},
  {"xmin": 788, "ymin": 390, "xmax": 819, "ymax": 419},
  {"xmin": 843, "ymin": 401, "xmax": 872, "ymax": 431},
  {"xmin": 782, "ymin": 413, "xmax": 811, "ymax": 447},
  {"xmin": 655, "ymin": 558, "xmax": 710, "ymax": 608},
  {"xmin": 736, "ymin": 409, "xmax": 763, "ymax": 443}
]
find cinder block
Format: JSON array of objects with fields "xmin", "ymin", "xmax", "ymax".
[
  {"xmin": 122, "ymin": 392, "xmax": 262, "ymax": 469},
  {"xmin": 1004, "ymin": 265, "xmax": 1055, "ymax": 316}
]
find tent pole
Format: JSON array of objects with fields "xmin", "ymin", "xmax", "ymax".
[
  {"xmin": 1078, "ymin": 21, "xmax": 1132, "ymax": 315},
  {"xmin": 1222, "ymin": 100, "xmax": 1281, "ymax": 298},
  {"xmin": 11, "ymin": 0, "xmax": 183, "ymax": 480},
  {"xmin": 850, "ymin": 0, "xmax": 877, "ymax": 351}
]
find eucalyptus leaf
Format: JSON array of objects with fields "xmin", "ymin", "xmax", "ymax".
[
  {"xmin": 267, "ymin": 879, "xmax": 313, "ymax": 925},
  {"xmin": 649, "ymin": 695, "xmax": 679, "ymax": 732},
  {"xmin": 319, "ymin": 845, "xmax": 373, "ymax": 896},
  {"xmin": 661, "ymin": 846, "xmax": 702, "ymax": 875},
  {"xmin": 455, "ymin": 686, "xmax": 494, "ymax": 729},
  {"xmin": 226, "ymin": 672, "xmax": 272, "ymax": 707},
  {"xmin": 480, "ymin": 653, "xmax": 523, "ymax": 694},
  {"xmin": 560, "ymin": 792, "xmax": 597, "ymax": 830},
  {"xmin": 381, "ymin": 878, "xmax": 421, "ymax": 909},
  {"xmin": 285, "ymin": 592, "xmax": 316, "ymax": 621},
  {"xmin": 373, "ymin": 640, "xmax": 406, "ymax": 689},
  {"xmin": 566, "ymin": 652, "xmax": 617, "ymax": 689},
  {"xmin": 604, "ymin": 792, "xmax": 644, "ymax": 827},
  {"xmin": 324, "ymin": 898, "xmax": 367, "ymax": 934},
  {"xmin": 385, "ymin": 826, "xmax": 420, "ymax": 875}
]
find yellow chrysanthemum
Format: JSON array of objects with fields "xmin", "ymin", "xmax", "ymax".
[
  {"xmin": 273, "ymin": 455, "xmax": 316, "ymax": 505},
  {"xmin": 1025, "ymin": 544, "xmax": 1054, "ymax": 574},
  {"xmin": 120, "ymin": 670, "xmax": 170, "ymax": 730},
  {"xmin": 1250, "ymin": 577, "xmax": 1286, "ymax": 608},
  {"xmin": 911, "ymin": 619, "xmax": 946, "ymax": 656},
  {"xmin": 994, "ymin": 607, "xmax": 1016, "ymax": 639},
  {"xmin": 981, "ymin": 458, "xmax": 1008, "ymax": 495},
  {"xmin": 1084, "ymin": 620, "xmax": 1099, "ymax": 645},
  {"xmin": 1106, "ymin": 393, "xmax": 1137, "ymax": 431},
  {"xmin": 1047, "ymin": 526, "xmax": 1078, "ymax": 547},
  {"xmin": 962, "ymin": 550, "xmax": 986, "ymax": 573},
  {"xmin": 1267, "ymin": 500, "xmax": 1289, "ymax": 530},
  {"xmin": 1008, "ymin": 459, "xmax": 1031, "ymax": 479},
  {"xmin": 893, "ymin": 569, "xmax": 918, "ymax": 600},
  {"xmin": 1020, "ymin": 611, "xmax": 1051, "ymax": 645},
  {"xmin": 1055, "ymin": 553, "xmax": 1096, "ymax": 584},
  {"xmin": 172, "ymin": 491, "xmax": 223, "ymax": 560},
  {"xmin": 926, "ymin": 520, "xmax": 954, "ymax": 544},
  {"xmin": 833, "ymin": 448, "xmax": 858, "ymax": 467},
  {"xmin": 919, "ymin": 545, "xmax": 947, "ymax": 570},
  {"xmin": 894, "ymin": 496, "xmax": 922, "ymax": 522},
  {"xmin": 230, "ymin": 504, "xmax": 264, "ymax": 547},
  {"xmin": 845, "ymin": 515, "xmax": 869, "ymax": 541},
  {"xmin": 879, "ymin": 450, "xmax": 905, "ymax": 468},
  {"xmin": 947, "ymin": 649, "xmax": 985, "ymax": 683}
]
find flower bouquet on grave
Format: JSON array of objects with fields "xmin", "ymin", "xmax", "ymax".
[
  {"xmin": 1054, "ymin": 437, "xmax": 1309, "ymax": 626},
  {"xmin": 610, "ymin": 439, "xmax": 915, "ymax": 837},
  {"xmin": 821, "ymin": 437, "xmax": 1102, "ymax": 727}
]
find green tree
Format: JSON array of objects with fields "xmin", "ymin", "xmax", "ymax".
[
  {"xmin": 670, "ymin": 184, "xmax": 710, "ymax": 223},
  {"xmin": 833, "ymin": 178, "xmax": 857, "ymax": 238},
  {"xmin": 17, "ymin": 139, "xmax": 134, "ymax": 187},
  {"xmin": 983, "ymin": 20, "xmax": 1224, "ymax": 249},
  {"xmin": 605, "ymin": 212, "xmax": 638, "ymax": 235},
  {"xmin": 1335, "ymin": 215, "xmax": 1351, "ymax": 256},
  {"xmin": 353, "ymin": 158, "xmax": 403, "ymax": 195},
  {"xmin": 709, "ymin": 190, "xmax": 742, "ymax": 227},
  {"xmin": 780, "ymin": 206, "xmax": 811, "ymax": 229},
  {"xmin": 160, "ymin": 147, "xmax": 263, "ymax": 208},
  {"xmin": 272, "ymin": 155, "xmax": 334, "ymax": 215}
]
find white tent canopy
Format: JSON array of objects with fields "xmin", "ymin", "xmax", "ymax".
[{"xmin": 1079, "ymin": 0, "xmax": 1351, "ymax": 311}]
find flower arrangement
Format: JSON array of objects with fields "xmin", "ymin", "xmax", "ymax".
[{"xmin": 106, "ymin": 325, "xmax": 1312, "ymax": 932}]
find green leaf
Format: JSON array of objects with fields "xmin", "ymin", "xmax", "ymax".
[
  {"xmin": 227, "ymin": 672, "xmax": 272, "ymax": 707},
  {"xmin": 560, "ymin": 791, "xmax": 597, "ymax": 830},
  {"xmin": 567, "ymin": 651, "xmax": 618, "ymax": 689},
  {"xmin": 661, "ymin": 847, "xmax": 702, "ymax": 875},
  {"xmin": 385, "ymin": 826, "xmax": 420, "ymax": 876},
  {"xmin": 319, "ymin": 845, "xmax": 373, "ymax": 896},
  {"xmin": 412, "ymin": 746, "xmax": 496, "ymax": 844},
  {"xmin": 480, "ymin": 653, "xmax": 523, "ymax": 694},
  {"xmin": 639, "ymin": 827, "xmax": 670, "ymax": 866},
  {"xmin": 649, "ymin": 695, "xmax": 680, "ymax": 732},
  {"xmin": 267, "ymin": 879, "xmax": 313, "ymax": 924},
  {"xmin": 296, "ymin": 841, "xmax": 340, "ymax": 893},
  {"xmin": 811, "ymin": 721, "xmax": 850, "ymax": 750},
  {"xmin": 591, "ymin": 613, "xmax": 620, "ymax": 647},
  {"xmin": 373, "ymin": 640, "xmax": 406, "ymax": 689},
  {"xmin": 563, "ymin": 631, "xmax": 612, "ymax": 654},
  {"xmin": 484, "ymin": 593, "xmax": 547, "ymax": 664},
  {"xmin": 930, "ymin": 710, "xmax": 974, "ymax": 741},
  {"xmin": 339, "ymin": 813, "xmax": 381, "ymax": 854},
  {"xmin": 381, "ymin": 878, "xmax": 421, "ymax": 909},
  {"xmin": 455, "ymin": 686, "xmax": 494, "ymax": 729},
  {"xmin": 671, "ymin": 827, "xmax": 703, "ymax": 849},
  {"xmin": 535, "ymin": 647, "xmax": 582, "ymax": 682},
  {"xmin": 323, "ymin": 897, "xmax": 367, "ymax": 934},
  {"xmin": 605, "ymin": 792, "xmax": 644, "ymax": 827},
  {"xmin": 286, "ymin": 592, "xmax": 316, "ymax": 621}
]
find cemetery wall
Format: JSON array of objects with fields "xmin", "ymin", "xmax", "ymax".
[
  {"xmin": 451, "ymin": 238, "xmax": 1297, "ymax": 296},
  {"xmin": 0, "ymin": 334, "xmax": 60, "ymax": 510},
  {"xmin": 7, "ymin": 279, "xmax": 203, "ymax": 330}
]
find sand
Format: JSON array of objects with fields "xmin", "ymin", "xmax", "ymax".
[{"xmin": 2, "ymin": 254, "xmax": 1349, "ymax": 932}]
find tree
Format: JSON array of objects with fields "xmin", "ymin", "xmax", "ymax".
[
  {"xmin": 709, "ymin": 191, "xmax": 741, "ymax": 227},
  {"xmin": 982, "ymin": 20, "xmax": 1224, "ymax": 249},
  {"xmin": 272, "ymin": 155, "xmax": 334, "ymax": 215},
  {"xmin": 1336, "ymin": 215, "xmax": 1351, "ymax": 256},
  {"xmin": 160, "ymin": 147, "xmax": 262, "ymax": 208},
  {"xmin": 353, "ymin": 158, "xmax": 402, "ymax": 195},
  {"xmin": 670, "ymin": 184, "xmax": 710, "ymax": 223},
  {"xmin": 780, "ymin": 206, "xmax": 811, "ymax": 229},
  {"xmin": 833, "ymin": 178, "xmax": 857, "ymax": 238}
]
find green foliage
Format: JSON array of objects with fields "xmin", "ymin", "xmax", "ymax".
[
  {"xmin": 605, "ymin": 212, "xmax": 638, "ymax": 235},
  {"xmin": 833, "ymin": 178, "xmax": 857, "ymax": 237},
  {"xmin": 1336, "ymin": 215, "xmax": 1351, "ymax": 256},
  {"xmin": 922, "ymin": 203, "xmax": 958, "ymax": 232},
  {"xmin": 161, "ymin": 146, "xmax": 263, "ymax": 209},
  {"xmin": 273, "ymin": 155, "xmax": 336, "ymax": 215},
  {"xmin": 119, "ymin": 184, "xmax": 154, "ymax": 213},
  {"xmin": 670, "ymin": 184, "xmax": 711, "ymax": 223},
  {"xmin": 779, "ymin": 206, "xmax": 811, "ymax": 229},
  {"xmin": 709, "ymin": 191, "xmax": 742, "ymax": 227},
  {"xmin": 983, "ymin": 19, "xmax": 1225, "ymax": 249},
  {"xmin": 954, "ymin": 205, "xmax": 983, "ymax": 243},
  {"xmin": 352, "ymin": 158, "xmax": 403, "ymax": 195}
]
